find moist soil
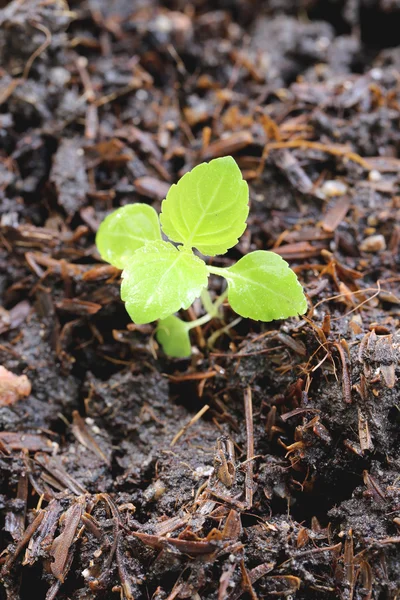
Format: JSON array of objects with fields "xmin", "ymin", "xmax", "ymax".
[{"xmin": 0, "ymin": 1, "xmax": 400, "ymax": 598}]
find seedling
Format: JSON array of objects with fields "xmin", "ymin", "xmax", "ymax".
[{"xmin": 96, "ymin": 157, "xmax": 307, "ymax": 357}]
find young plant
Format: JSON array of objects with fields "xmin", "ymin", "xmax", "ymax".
[{"xmin": 96, "ymin": 156, "xmax": 307, "ymax": 357}]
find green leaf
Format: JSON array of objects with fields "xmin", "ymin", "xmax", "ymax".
[
  {"xmin": 121, "ymin": 241, "xmax": 208, "ymax": 324},
  {"xmin": 156, "ymin": 315, "xmax": 191, "ymax": 358},
  {"xmin": 160, "ymin": 156, "xmax": 249, "ymax": 256},
  {"xmin": 96, "ymin": 203, "xmax": 161, "ymax": 269},
  {"xmin": 223, "ymin": 251, "xmax": 307, "ymax": 321}
]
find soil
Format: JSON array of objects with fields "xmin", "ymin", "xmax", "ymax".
[{"xmin": 1, "ymin": 0, "xmax": 400, "ymax": 599}]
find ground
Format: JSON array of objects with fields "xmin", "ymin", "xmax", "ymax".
[{"xmin": 0, "ymin": 0, "xmax": 400, "ymax": 599}]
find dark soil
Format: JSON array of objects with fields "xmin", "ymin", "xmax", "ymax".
[{"xmin": 1, "ymin": 0, "xmax": 400, "ymax": 598}]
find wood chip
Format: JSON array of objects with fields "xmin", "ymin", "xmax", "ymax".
[
  {"xmin": 321, "ymin": 196, "xmax": 351, "ymax": 232},
  {"xmin": 0, "ymin": 432, "xmax": 53, "ymax": 453},
  {"xmin": 201, "ymin": 131, "xmax": 254, "ymax": 160},
  {"xmin": 54, "ymin": 298, "xmax": 102, "ymax": 315},
  {"xmin": 274, "ymin": 241, "xmax": 321, "ymax": 259},
  {"xmin": 134, "ymin": 176, "xmax": 170, "ymax": 200},
  {"xmin": 50, "ymin": 503, "xmax": 83, "ymax": 581},
  {"xmin": 71, "ymin": 410, "xmax": 111, "ymax": 465}
]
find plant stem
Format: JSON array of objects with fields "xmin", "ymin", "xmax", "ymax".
[
  {"xmin": 187, "ymin": 286, "xmax": 228, "ymax": 331},
  {"xmin": 200, "ymin": 288, "xmax": 216, "ymax": 317},
  {"xmin": 185, "ymin": 312, "xmax": 213, "ymax": 331},
  {"xmin": 207, "ymin": 315, "xmax": 241, "ymax": 349},
  {"xmin": 201, "ymin": 285, "xmax": 228, "ymax": 318},
  {"xmin": 206, "ymin": 264, "xmax": 228, "ymax": 278},
  {"xmin": 213, "ymin": 288, "xmax": 228, "ymax": 311}
]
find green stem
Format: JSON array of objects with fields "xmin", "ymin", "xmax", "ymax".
[
  {"xmin": 206, "ymin": 265, "xmax": 229, "ymax": 278},
  {"xmin": 207, "ymin": 315, "xmax": 242, "ymax": 349},
  {"xmin": 200, "ymin": 288, "xmax": 216, "ymax": 317},
  {"xmin": 187, "ymin": 285, "xmax": 229, "ymax": 331},
  {"xmin": 201, "ymin": 285, "xmax": 229, "ymax": 318},
  {"xmin": 185, "ymin": 312, "xmax": 213, "ymax": 331},
  {"xmin": 213, "ymin": 288, "xmax": 228, "ymax": 311},
  {"xmin": 187, "ymin": 269, "xmax": 230, "ymax": 331}
]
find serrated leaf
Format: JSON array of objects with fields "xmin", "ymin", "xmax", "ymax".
[
  {"xmin": 160, "ymin": 156, "xmax": 249, "ymax": 256},
  {"xmin": 223, "ymin": 251, "xmax": 307, "ymax": 321},
  {"xmin": 121, "ymin": 241, "xmax": 208, "ymax": 324},
  {"xmin": 156, "ymin": 315, "xmax": 191, "ymax": 358},
  {"xmin": 96, "ymin": 203, "xmax": 161, "ymax": 269}
]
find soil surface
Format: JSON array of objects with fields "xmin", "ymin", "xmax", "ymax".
[{"xmin": 1, "ymin": 1, "xmax": 400, "ymax": 599}]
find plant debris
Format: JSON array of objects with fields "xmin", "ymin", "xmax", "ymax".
[
  {"xmin": 1, "ymin": 0, "xmax": 400, "ymax": 598},
  {"xmin": 0, "ymin": 366, "xmax": 31, "ymax": 406}
]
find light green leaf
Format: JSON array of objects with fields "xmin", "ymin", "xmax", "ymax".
[
  {"xmin": 222, "ymin": 251, "xmax": 307, "ymax": 321},
  {"xmin": 121, "ymin": 241, "xmax": 208, "ymax": 324},
  {"xmin": 156, "ymin": 315, "xmax": 191, "ymax": 358},
  {"xmin": 160, "ymin": 156, "xmax": 249, "ymax": 256},
  {"xmin": 96, "ymin": 203, "xmax": 161, "ymax": 269}
]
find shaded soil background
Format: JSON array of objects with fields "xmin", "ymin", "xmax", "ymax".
[{"xmin": 0, "ymin": 0, "xmax": 400, "ymax": 598}]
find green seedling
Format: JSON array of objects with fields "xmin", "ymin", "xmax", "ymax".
[{"xmin": 96, "ymin": 156, "xmax": 307, "ymax": 357}]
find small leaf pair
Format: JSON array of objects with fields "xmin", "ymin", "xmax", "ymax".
[{"xmin": 96, "ymin": 157, "xmax": 307, "ymax": 356}]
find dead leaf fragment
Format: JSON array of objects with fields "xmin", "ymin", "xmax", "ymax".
[
  {"xmin": 50, "ymin": 503, "xmax": 83, "ymax": 581},
  {"xmin": 321, "ymin": 196, "xmax": 351, "ymax": 232}
]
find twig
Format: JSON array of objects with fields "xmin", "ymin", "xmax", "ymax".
[
  {"xmin": 23, "ymin": 22, "xmax": 52, "ymax": 80},
  {"xmin": 116, "ymin": 532, "xmax": 134, "ymax": 600},
  {"xmin": 344, "ymin": 530, "xmax": 355, "ymax": 600},
  {"xmin": 278, "ymin": 542, "xmax": 342, "ymax": 568},
  {"xmin": 258, "ymin": 140, "xmax": 372, "ymax": 175},
  {"xmin": 310, "ymin": 282, "xmax": 383, "ymax": 318},
  {"xmin": 239, "ymin": 559, "xmax": 258, "ymax": 600},
  {"xmin": 333, "ymin": 342, "xmax": 352, "ymax": 404},
  {"xmin": 2, "ymin": 510, "xmax": 45, "ymax": 571},
  {"xmin": 210, "ymin": 345, "xmax": 285, "ymax": 358},
  {"xmin": 171, "ymin": 404, "xmax": 210, "ymax": 447},
  {"xmin": 244, "ymin": 387, "xmax": 254, "ymax": 509},
  {"xmin": 227, "ymin": 561, "xmax": 275, "ymax": 600},
  {"xmin": 167, "ymin": 371, "xmax": 216, "ymax": 383}
]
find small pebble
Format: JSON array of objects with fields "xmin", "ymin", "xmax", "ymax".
[
  {"xmin": 320, "ymin": 180, "xmax": 348, "ymax": 198},
  {"xmin": 370, "ymin": 68, "xmax": 383, "ymax": 81},
  {"xmin": 368, "ymin": 169, "xmax": 382, "ymax": 182},
  {"xmin": 360, "ymin": 234, "xmax": 386, "ymax": 252},
  {"xmin": 136, "ymin": 89, "xmax": 148, "ymax": 101}
]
